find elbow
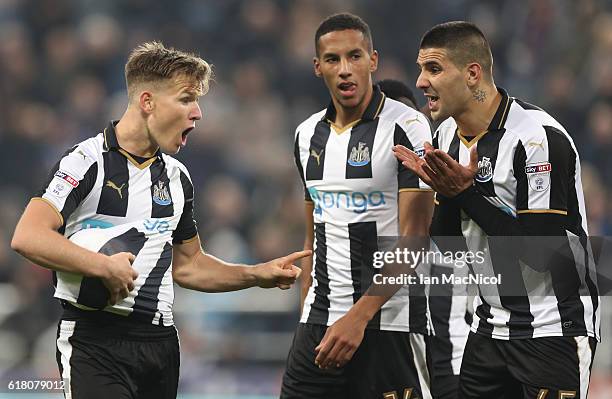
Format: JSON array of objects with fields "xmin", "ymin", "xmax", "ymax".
[
  {"xmin": 172, "ymin": 269, "xmax": 187, "ymax": 288},
  {"xmin": 10, "ymin": 228, "xmax": 29, "ymax": 256}
]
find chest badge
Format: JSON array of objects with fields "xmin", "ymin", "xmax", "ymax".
[
  {"xmin": 153, "ymin": 180, "xmax": 172, "ymax": 205},
  {"xmin": 348, "ymin": 142, "xmax": 370, "ymax": 167},
  {"xmin": 475, "ymin": 156, "xmax": 493, "ymax": 183}
]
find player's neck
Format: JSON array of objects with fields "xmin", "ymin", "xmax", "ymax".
[
  {"xmin": 114, "ymin": 109, "xmax": 159, "ymax": 158},
  {"xmin": 332, "ymin": 86, "xmax": 373, "ymax": 129},
  {"xmin": 455, "ymin": 85, "xmax": 502, "ymax": 137}
]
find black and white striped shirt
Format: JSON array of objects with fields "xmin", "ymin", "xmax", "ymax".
[
  {"xmin": 294, "ymin": 86, "xmax": 433, "ymax": 332},
  {"xmin": 434, "ymin": 88, "xmax": 600, "ymax": 340},
  {"xmin": 35, "ymin": 121, "xmax": 197, "ymax": 326}
]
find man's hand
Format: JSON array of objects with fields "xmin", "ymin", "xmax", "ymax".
[
  {"xmin": 314, "ymin": 312, "xmax": 368, "ymax": 369},
  {"xmin": 101, "ymin": 252, "xmax": 138, "ymax": 305},
  {"xmin": 253, "ymin": 250, "xmax": 311, "ymax": 289},
  {"xmin": 393, "ymin": 142, "xmax": 478, "ymax": 197}
]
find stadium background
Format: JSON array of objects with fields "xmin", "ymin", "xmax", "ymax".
[{"xmin": 0, "ymin": 0, "xmax": 611, "ymax": 397}]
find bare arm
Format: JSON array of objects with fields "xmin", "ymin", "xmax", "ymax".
[
  {"xmin": 314, "ymin": 190, "xmax": 434, "ymax": 369},
  {"xmin": 300, "ymin": 201, "xmax": 314, "ymax": 312},
  {"xmin": 172, "ymin": 235, "xmax": 310, "ymax": 292},
  {"xmin": 11, "ymin": 199, "xmax": 138, "ymax": 304}
]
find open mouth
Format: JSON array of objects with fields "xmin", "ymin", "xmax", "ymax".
[
  {"xmin": 181, "ymin": 127, "xmax": 194, "ymax": 146},
  {"xmin": 425, "ymin": 94, "xmax": 440, "ymax": 109},
  {"xmin": 338, "ymin": 82, "xmax": 356, "ymax": 97}
]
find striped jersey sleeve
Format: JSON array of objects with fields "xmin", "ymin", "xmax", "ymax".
[
  {"xmin": 393, "ymin": 111, "xmax": 432, "ymax": 190},
  {"xmin": 294, "ymin": 129, "xmax": 311, "ymax": 202},
  {"xmin": 172, "ymin": 166, "xmax": 198, "ymax": 243},
  {"xmin": 36, "ymin": 142, "xmax": 98, "ymax": 226},
  {"xmin": 513, "ymin": 125, "xmax": 575, "ymax": 215}
]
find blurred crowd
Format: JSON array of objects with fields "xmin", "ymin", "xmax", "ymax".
[{"xmin": 0, "ymin": 0, "xmax": 611, "ymax": 395}]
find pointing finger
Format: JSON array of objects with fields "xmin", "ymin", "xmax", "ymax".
[{"xmin": 281, "ymin": 250, "xmax": 312, "ymax": 264}]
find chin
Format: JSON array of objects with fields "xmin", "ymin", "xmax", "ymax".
[
  {"xmin": 430, "ymin": 109, "xmax": 447, "ymax": 122},
  {"xmin": 338, "ymin": 97, "xmax": 361, "ymax": 109},
  {"xmin": 159, "ymin": 144, "xmax": 181, "ymax": 155}
]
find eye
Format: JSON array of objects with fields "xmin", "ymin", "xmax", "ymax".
[
  {"xmin": 326, "ymin": 56, "xmax": 338, "ymax": 64},
  {"xmin": 351, "ymin": 53, "xmax": 361, "ymax": 60}
]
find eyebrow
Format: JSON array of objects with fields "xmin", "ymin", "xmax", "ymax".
[
  {"xmin": 417, "ymin": 60, "xmax": 441, "ymax": 68},
  {"xmin": 321, "ymin": 48, "xmax": 364, "ymax": 58}
]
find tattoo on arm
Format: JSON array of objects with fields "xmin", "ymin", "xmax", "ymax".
[{"xmin": 473, "ymin": 89, "xmax": 486, "ymax": 103}]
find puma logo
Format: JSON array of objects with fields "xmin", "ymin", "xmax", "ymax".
[
  {"xmin": 106, "ymin": 180, "xmax": 126, "ymax": 199},
  {"xmin": 310, "ymin": 149, "xmax": 324, "ymax": 166},
  {"xmin": 405, "ymin": 117, "xmax": 422, "ymax": 126},
  {"xmin": 528, "ymin": 139, "xmax": 545, "ymax": 149}
]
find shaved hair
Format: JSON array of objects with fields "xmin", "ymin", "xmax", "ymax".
[
  {"xmin": 420, "ymin": 21, "xmax": 493, "ymax": 80},
  {"xmin": 315, "ymin": 13, "xmax": 373, "ymax": 56}
]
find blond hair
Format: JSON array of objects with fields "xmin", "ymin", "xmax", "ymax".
[{"xmin": 125, "ymin": 41, "xmax": 212, "ymax": 100}]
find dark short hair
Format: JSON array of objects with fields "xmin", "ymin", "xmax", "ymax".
[
  {"xmin": 420, "ymin": 21, "xmax": 493, "ymax": 79},
  {"xmin": 377, "ymin": 79, "xmax": 418, "ymax": 109},
  {"xmin": 315, "ymin": 13, "xmax": 373, "ymax": 56}
]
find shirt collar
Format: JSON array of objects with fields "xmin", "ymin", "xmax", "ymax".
[
  {"xmin": 102, "ymin": 120, "xmax": 120, "ymax": 151},
  {"xmin": 486, "ymin": 86, "xmax": 512, "ymax": 132},
  {"xmin": 322, "ymin": 85, "xmax": 386, "ymax": 124}
]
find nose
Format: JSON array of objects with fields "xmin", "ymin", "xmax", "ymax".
[
  {"xmin": 339, "ymin": 57, "xmax": 351, "ymax": 79},
  {"xmin": 190, "ymin": 102, "xmax": 202, "ymax": 121},
  {"xmin": 416, "ymin": 71, "xmax": 429, "ymax": 91}
]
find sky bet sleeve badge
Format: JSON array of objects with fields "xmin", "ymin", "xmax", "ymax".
[{"xmin": 525, "ymin": 162, "xmax": 551, "ymax": 192}]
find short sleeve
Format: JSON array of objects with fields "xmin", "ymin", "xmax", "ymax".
[
  {"xmin": 294, "ymin": 130, "xmax": 312, "ymax": 202},
  {"xmin": 36, "ymin": 145, "xmax": 98, "ymax": 226},
  {"xmin": 172, "ymin": 169, "xmax": 198, "ymax": 244},
  {"xmin": 393, "ymin": 111, "xmax": 432, "ymax": 191},
  {"xmin": 514, "ymin": 126, "xmax": 574, "ymax": 215}
]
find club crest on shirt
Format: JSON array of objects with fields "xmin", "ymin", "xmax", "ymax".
[
  {"xmin": 153, "ymin": 180, "xmax": 172, "ymax": 206},
  {"xmin": 347, "ymin": 142, "xmax": 370, "ymax": 167},
  {"xmin": 475, "ymin": 157, "xmax": 493, "ymax": 183}
]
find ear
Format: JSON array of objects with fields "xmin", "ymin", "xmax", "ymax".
[
  {"xmin": 369, "ymin": 50, "xmax": 379, "ymax": 73},
  {"xmin": 139, "ymin": 91, "xmax": 154, "ymax": 114},
  {"xmin": 313, "ymin": 57, "xmax": 322, "ymax": 78},
  {"xmin": 466, "ymin": 63, "xmax": 482, "ymax": 88}
]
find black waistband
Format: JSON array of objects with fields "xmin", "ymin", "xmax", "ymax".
[{"xmin": 60, "ymin": 300, "xmax": 176, "ymax": 341}]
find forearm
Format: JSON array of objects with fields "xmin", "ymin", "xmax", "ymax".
[
  {"xmin": 452, "ymin": 185, "xmax": 568, "ymax": 271},
  {"xmin": 299, "ymin": 256, "xmax": 313, "ymax": 312},
  {"xmin": 173, "ymin": 251, "xmax": 258, "ymax": 292},
  {"xmin": 12, "ymin": 223, "xmax": 108, "ymax": 278},
  {"xmin": 353, "ymin": 192, "xmax": 433, "ymax": 322},
  {"xmin": 453, "ymin": 186, "xmax": 522, "ymax": 236}
]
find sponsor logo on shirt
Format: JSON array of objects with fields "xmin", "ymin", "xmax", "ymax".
[
  {"xmin": 144, "ymin": 219, "xmax": 170, "ymax": 234},
  {"xmin": 308, "ymin": 187, "xmax": 385, "ymax": 215},
  {"xmin": 54, "ymin": 170, "xmax": 79, "ymax": 188},
  {"xmin": 525, "ymin": 162, "xmax": 551, "ymax": 192},
  {"xmin": 524, "ymin": 162, "xmax": 551, "ymax": 174}
]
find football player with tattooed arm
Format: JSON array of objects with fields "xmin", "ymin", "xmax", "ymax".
[{"xmin": 394, "ymin": 22, "xmax": 600, "ymax": 399}]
